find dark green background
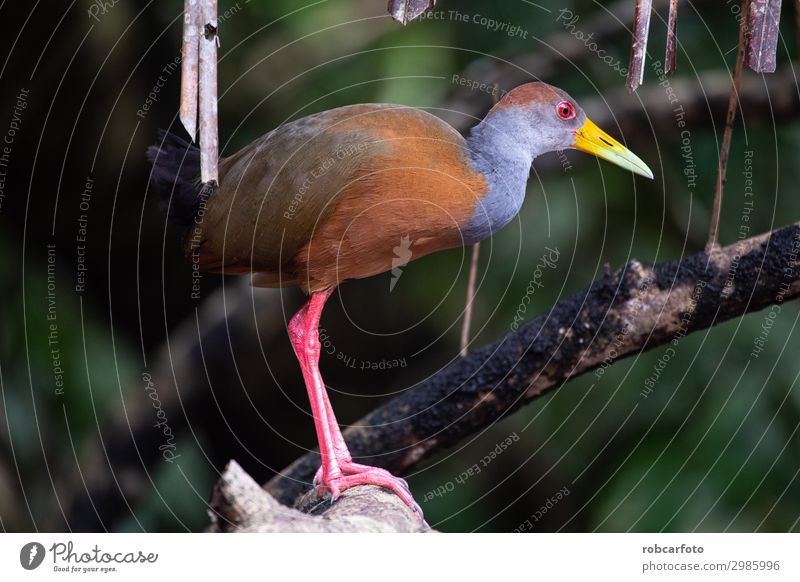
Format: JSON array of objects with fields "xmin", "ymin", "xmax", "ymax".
[{"xmin": 0, "ymin": 0, "xmax": 798, "ymax": 532}]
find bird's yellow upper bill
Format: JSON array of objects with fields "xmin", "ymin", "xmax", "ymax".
[{"xmin": 572, "ymin": 118, "xmax": 653, "ymax": 179}]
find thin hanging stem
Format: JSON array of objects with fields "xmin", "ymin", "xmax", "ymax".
[
  {"xmin": 198, "ymin": 0, "xmax": 219, "ymax": 184},
  {"xmin": 627, "ymin": 0, "xmax": 653, "ymax": 91},
  {"xmin": 180, "ymin": 0, "xmax": 200, "ymax": 140},
  {"xmin": 460, "ymin": 242, "xmax": 481, "ymax": 357},
  {"xmin": 459, "ymin": 84, "xmax": 503, "ymax": 357},
  {"xmin": 665, "ymin": 0, "xmax": 679, "ymax": 74},
  {"xmin": 707, "ymin": 0, "xmax": 750, "ymax": 252}
]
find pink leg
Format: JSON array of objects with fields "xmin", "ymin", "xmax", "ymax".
[
  {"xmin": 312, "ymin": 391, "xmax": 408, "ymax": 492},
  {"xmin": 288, "ymin": 291, "xmax": 340, "ymax": 481},
  {"xmin": 288, "ymin": 290, "xmax": 422, "ymax": 520}
]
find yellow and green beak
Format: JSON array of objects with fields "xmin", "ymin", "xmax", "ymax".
[{"xmin": 572, "ymin": 118, "xmax": 653, "ymax": 179}]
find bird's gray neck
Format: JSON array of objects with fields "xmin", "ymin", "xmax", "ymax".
[{"xmin": 463, "ymin": 109, "xmax": 541, "ymax": 244}]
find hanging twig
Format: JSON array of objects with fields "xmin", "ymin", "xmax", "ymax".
[
  {"xmin": 180, "ymin": 0, "xmax": 200, "ymax": 140},
  {"xmin": 180, "ymin": 0, "xmax": 218, "ymax": 183},
  {"xmin": 746, "ymin": 0, "xmax": 782, "ymax": 72},
  {"xmin": 627, "ymin": 0, "xmax": 653, "ymax": 91},
  {"xmin": 198, "ymin": 0, "xmax": 219, "ymax": 184},
  {"xmin": 665, "ymin": 0, "xmax": 679, "ymax": 74},
  {"xmin": 459, "ymin": 242, "xmax": 480, "ymax": 357},
  {"xmin": 388, "ymin": 0, "xmax": 436, "ymax": 25},
  {"xmin": 459, "ymin": 84, "xmax": 503, "ymax": 357},
  {"xmin": 707, "ymin": 0, "xmax": 750, "ymax": 252}
]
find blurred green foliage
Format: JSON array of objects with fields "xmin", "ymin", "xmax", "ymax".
[{"xmin": 1, "ymin": 0, "xmax": 798, "ymax": 532}]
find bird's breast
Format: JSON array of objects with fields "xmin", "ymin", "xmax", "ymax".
[
  {"xmin": 294, "ymin": 122, "xmax": 491, "ymax": 291},
  {"xmin": 460, "ymin": 128, "xmax": 534, "ymax": 244}
]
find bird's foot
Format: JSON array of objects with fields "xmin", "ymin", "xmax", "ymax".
[
  {"xmin": 315, "ymin": 464, "xmax": 423, "ymax": 522},
  {"xmin": 313, "ymin": 461, "xmax": 408, "ymax": 491}
]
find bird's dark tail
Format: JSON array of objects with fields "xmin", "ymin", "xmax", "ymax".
[{"xmin": 146, "ymin": 129, "xmax": 207, "ymax": 226}]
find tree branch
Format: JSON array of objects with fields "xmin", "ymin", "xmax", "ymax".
[
  {"xmin": 209, "ymin": 461, "xmax": 428, "ymax": 532},
  {"xmin": 266, "ymin": 222, "xmax": 800, "ymax": 504}
]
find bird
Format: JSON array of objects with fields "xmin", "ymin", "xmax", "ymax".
[{"xmin": 147, "ymin": 81, "xmax": 652, "ymax": 521}]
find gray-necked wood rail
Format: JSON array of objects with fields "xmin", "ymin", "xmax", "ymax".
[{"xmin": 147, "ymin": 81, "xmax": 652, "ymax": 520}]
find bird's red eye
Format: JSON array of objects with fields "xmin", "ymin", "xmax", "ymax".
[{"xmin": 556, "ymin": 101, "xmax": 576, "ymax": 120}]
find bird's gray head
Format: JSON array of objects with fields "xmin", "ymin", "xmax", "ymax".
[{"xmin": 474, "ymin": 81, "xmax": 653, "ymax": 178}]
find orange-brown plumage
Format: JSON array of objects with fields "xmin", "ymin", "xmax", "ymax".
[{"xmin": 189, "ymin": 104, "xmax": 487, "ymax": 292}]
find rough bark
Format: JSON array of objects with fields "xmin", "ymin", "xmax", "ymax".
[
  {"xmin": 209, "ymin": 461, "xmax": 428, "ymax": 532},
  {"xmin": 266, "ymin": 222, "xmax": 800, "ymax": 505}
]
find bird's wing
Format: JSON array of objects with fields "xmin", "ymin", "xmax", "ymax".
[
  {"xmin": 191, "ymin": 104, "xmax": 486, "ymax": 291},
  {"xmin": 190, "ymin": 104, "xmax": 408, "ymax": 277}
]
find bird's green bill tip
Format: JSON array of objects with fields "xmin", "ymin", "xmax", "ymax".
[{"xmin": 572, "ymin": 118, "xmax": 654, "ymax": 180}]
